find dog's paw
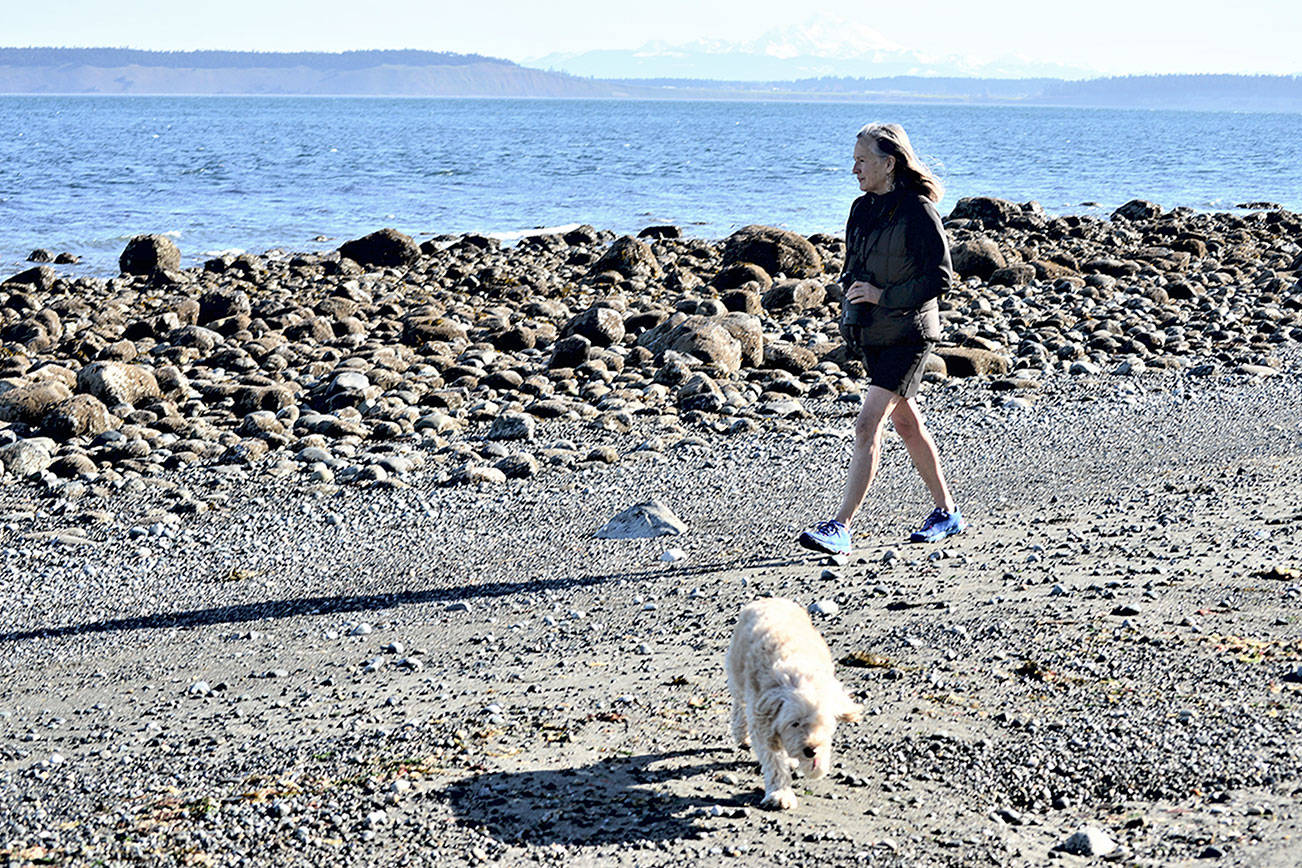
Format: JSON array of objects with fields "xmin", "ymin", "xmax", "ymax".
[{"xmin": 761, "ymin": 788, "xmax": 798, "ymax": 811}]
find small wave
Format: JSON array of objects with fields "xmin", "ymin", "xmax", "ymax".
[
  {"xmin": 486, "ymin": 223, "xmax": 583, "ymax": 243},
  {"xmin": 202, "ymin": 248, "xmax": 246, "ymax": 258}
]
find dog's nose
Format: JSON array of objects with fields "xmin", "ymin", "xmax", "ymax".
[{"xmin": 803, "ymin": 747, "xmax": 816, "ymax": 758}]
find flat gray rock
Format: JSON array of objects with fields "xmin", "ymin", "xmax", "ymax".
[
  {"xmin": 596, "ymin": 499, "xmax": 687, "ymax": 539},
  {"xmin": 1057, "ymin": 825, "xmax": 1117, "ymax": 856}
]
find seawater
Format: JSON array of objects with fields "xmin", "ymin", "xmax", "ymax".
[{"xmin": 1, "ymin": 96, "xmax": 1300, "ymax": 276}]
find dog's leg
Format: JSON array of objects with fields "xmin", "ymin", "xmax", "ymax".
[
  {"xmin": 730, "ymin": 691, "xmax": 749, "ymax": 748},
  {"xmin": 755, "ymin": 741, "xmax": 798, "ymax": 810}
]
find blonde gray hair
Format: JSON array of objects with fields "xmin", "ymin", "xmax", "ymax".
[{"xmin": 856, "ymin": 123, "xmax": 944, "ymax": 203}]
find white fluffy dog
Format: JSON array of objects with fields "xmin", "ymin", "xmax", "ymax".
[{"xmin": 726, "ymin": 598, "xmax": 861, "ymax": 810}]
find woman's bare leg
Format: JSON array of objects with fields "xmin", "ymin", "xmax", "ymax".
[
  {"xmin": 889, "ymin": 397, "xmax": 955, "ymax": 512},
  {"xmin": 834, "ymin": 386, "xmax": 899, "ymax": 526}
]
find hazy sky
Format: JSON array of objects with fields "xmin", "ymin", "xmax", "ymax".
[{"xmin": 9, "ymin": 0, "xmax": 1300, "ymax": 75}]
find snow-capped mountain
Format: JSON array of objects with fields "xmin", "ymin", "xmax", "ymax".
[{"xmin": 530, "ymin": 15, "xmax": 1095, "ymax": 81}]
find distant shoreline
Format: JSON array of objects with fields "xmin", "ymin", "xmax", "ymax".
[
  {"xmin": 0, "ymin": 48, "xmax": 1298, "ymax": 112},
  {"xmin": 1, "ymin": 92, "xmax": 1299, "ymax": 117}
]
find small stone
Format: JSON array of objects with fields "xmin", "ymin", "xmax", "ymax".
[
  {"xmin": 350, "ymin": 622, "xmax": 373, "ymax": 636},
  {"xmin": 487, "ymin": 411, "xmax": 537, "ymax": 441},
  {"xmin": 188, "ymin": 680, "xmax": 211, "ymax": 697},
  {"xmin": 597, "ymin": 500, "xmax": 688, "ymax": 539},
  {"xmin": 809, "ymin": 599, "xmax": 840, "ymax": 617},
  {"xmin": 445, "ymin": 601, "xmax": 471, "ymax": 613},
  {"xmin": 661, "ymin": 547, "xmax": 687, "ymax": 563},
  {"xmin": 1056, "ymin": 825, "xmax": 1117, "ymax": 857}
]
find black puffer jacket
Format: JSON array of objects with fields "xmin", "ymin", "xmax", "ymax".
[{"xmin": 839, "ymin": 188, "xmax": 954, "ymax": 346}]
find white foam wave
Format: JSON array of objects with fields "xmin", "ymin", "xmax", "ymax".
[{"xmin": 486, "ymin": 223, "xmax": 583, "ymax": 243}]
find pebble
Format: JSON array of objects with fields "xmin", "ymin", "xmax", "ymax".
[
  {"xmin": 660, "ymin": 547, "xmax": 687, "ymax": 563},
  {"xmin": 349, "ymin": 622, "xmax": 373, "ymax": 636},
  {"xmin": 808, "ymin": 599, "xmax": 840, "ymax": 617},
  {"xmin": 1057, "ymin": 825, "xmax": 1117, "ymax": 857}
]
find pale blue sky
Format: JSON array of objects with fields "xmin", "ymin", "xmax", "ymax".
[{"xmin": 8, "ymin": 0, "xmax": 1300, "ymax": 75}]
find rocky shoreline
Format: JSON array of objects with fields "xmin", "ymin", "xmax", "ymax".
[
  {"xmin": 2, "ymin": 199, "xmax": 1301, "ymax": 866},
  {"xmin": 2, "ymin": 197, "xmax": 1299, "ymax": 494}
]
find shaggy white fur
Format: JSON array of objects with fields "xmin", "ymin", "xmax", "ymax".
[{"xmin": 726, "ymin": 597, "xmax": 861, "ymax": 810}]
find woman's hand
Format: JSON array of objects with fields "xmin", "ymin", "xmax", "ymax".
[{"xmin": 845, "ymin": 281, "xmax": 884, "ymax": 305}]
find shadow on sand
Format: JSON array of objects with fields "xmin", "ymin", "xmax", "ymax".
[
  {"xmin": 441, "ymin": 748, "xmax": 755, "ymax": 847},
  {"xmin": 0, "ymin": 556, "xmax": 806, "ymax": 643}
]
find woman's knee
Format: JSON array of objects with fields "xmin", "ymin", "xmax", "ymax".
[
  {"xmin": 852, "ymin": 414, "xmax": 885, "ymax": 445},
  {"xmin": 890, "ymin": 399, "xmax": 926, "ymax": 441}
]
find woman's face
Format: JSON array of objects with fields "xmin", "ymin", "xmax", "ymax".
[{"xmin": 853, "ymin": 139, "xmax": 895, "ymax": 195}]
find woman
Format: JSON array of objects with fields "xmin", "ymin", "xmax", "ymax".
[{"xmin": 798, "ymin": 122, "xmax": 964, "ymax": 557}]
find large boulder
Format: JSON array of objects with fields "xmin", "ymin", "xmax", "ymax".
[
  {"xmin": 487, "ymin": 411, "xmax": 537, "ymax": 442},
  {"xmin": 677, "ymin": 372, "xmax": 725, "ymax": 412},
  {"xmin": 948, "ymin": 197, "xmax": 1021, "ymax": 228},
  {"xmin": 933, "ymin": 346, "xmax": 1011, "ymax": 377},
  {"xmin": 402, "ymin": 317, "xmax": 468, "ymax": 346},
  {"xmin": 198, "ymin": 288, "xmax": 251, "ymax": 325},
  {"xmin": 0, "ymin": 381, "xmax": 73, "ymax": 425},
  {"xmin": 0, "ymin": 438, "xmax": 54, "ymax": 478},
  {"xmin": 119, "ymin": 234, "xmax": 181, "ymax": 276},
  {"xmin": 638, "ymin": 314, "xmax": 742, "ymax": 373},
  {"xmin": 1112, "ymin": 199, "xmax": 1163, "ymax": 222},
  {"xmin": 75, "ymin": 361, "xmax": 162, "ymax": 408},
  {"xmin": 549, "ymin": 334, "xmax": 591, "ymax": 369},
  {"xmin": 717, "ymin": 313, "xmax": 764, "ymax": 368},
  {"xmin": 2, "ymin": 265, "xmax": 56, "ymax": 291},
  {"xmin": 338, "ymin": 228, "xmax": 420, "ymax": 269},
  {"xmin": 950, "ymin": 237, "xmax": 1006, "ymax": 279},
  {"xmin": 712, "ymin": 262, "xmax": 772, "ymax": 291},
  {"xmin": 42, "ymin": 394, "xmax": 119, "ymax": 439},
  {"xmin": 763, "ymin": 340, "xmax": 817, "ymax": 373},
  {"xmin": 762, "ymin": 278, "xmax": 826, "ymax": 312},
  {"xmin": 721, "ymin": 226, "xmax": 822, "ymax": 278},
  {"xmin": 989, "ymin": 263, "xmax": 1037, "ymax": 287},
  {"xmin": 590, "ymin": 236, "xmax": 662, "ymax": 279},
  {"xmin": 561, "ymin": 306, "xmax": 625, "ymax": 348}
]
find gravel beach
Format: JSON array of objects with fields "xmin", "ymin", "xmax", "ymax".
[{"xmin": 2, "ymin": 199, "xmax": 1301, "ymax": 865}]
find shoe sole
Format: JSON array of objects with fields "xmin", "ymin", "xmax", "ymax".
[
  {"xmin": 910, "ymin": 523, "xmax": 966, "ymax": 544},
  {"xmin": 797, "ymin": 532, "xmax": 850, "ymax": 557}
]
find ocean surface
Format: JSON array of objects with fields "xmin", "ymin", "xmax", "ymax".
[{"xmin": 2, "ymin": 96, "xmax": 1300, "ymax": 276}]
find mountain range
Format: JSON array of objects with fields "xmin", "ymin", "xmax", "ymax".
[
  {"xmin": 1, "ymin": 47, "xmax": 1298, "ymax": 112},
  {"xmin": 531, "ymin": 15, "xmax": 1098, "ymax": 81}
]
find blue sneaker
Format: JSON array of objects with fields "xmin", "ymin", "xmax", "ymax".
[
  {"xmin": 910, "ymin": 508, "xmax": 966, "ymax": 543},
  {"xmin": 798, "ymin": 519, "xmax": 851, "ymax": 556}
]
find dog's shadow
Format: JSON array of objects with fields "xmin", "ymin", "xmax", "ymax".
[{"xmin": 441, "ymin": 748, "xmax": 753, "ymax": 847}]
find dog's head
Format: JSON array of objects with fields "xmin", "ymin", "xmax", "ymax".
[{"xmin": 761, "ymin": 681, "xmax": 861, "ymax": 780}]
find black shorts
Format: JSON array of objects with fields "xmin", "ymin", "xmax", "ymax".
[{"xmin": 841, "ymin": 326, "xmax": 933, "ymax": 398}]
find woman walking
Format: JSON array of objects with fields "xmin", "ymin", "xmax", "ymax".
[{"xmin": 798, "ymin": 123, "xmax": 964, "ymax": 557}]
